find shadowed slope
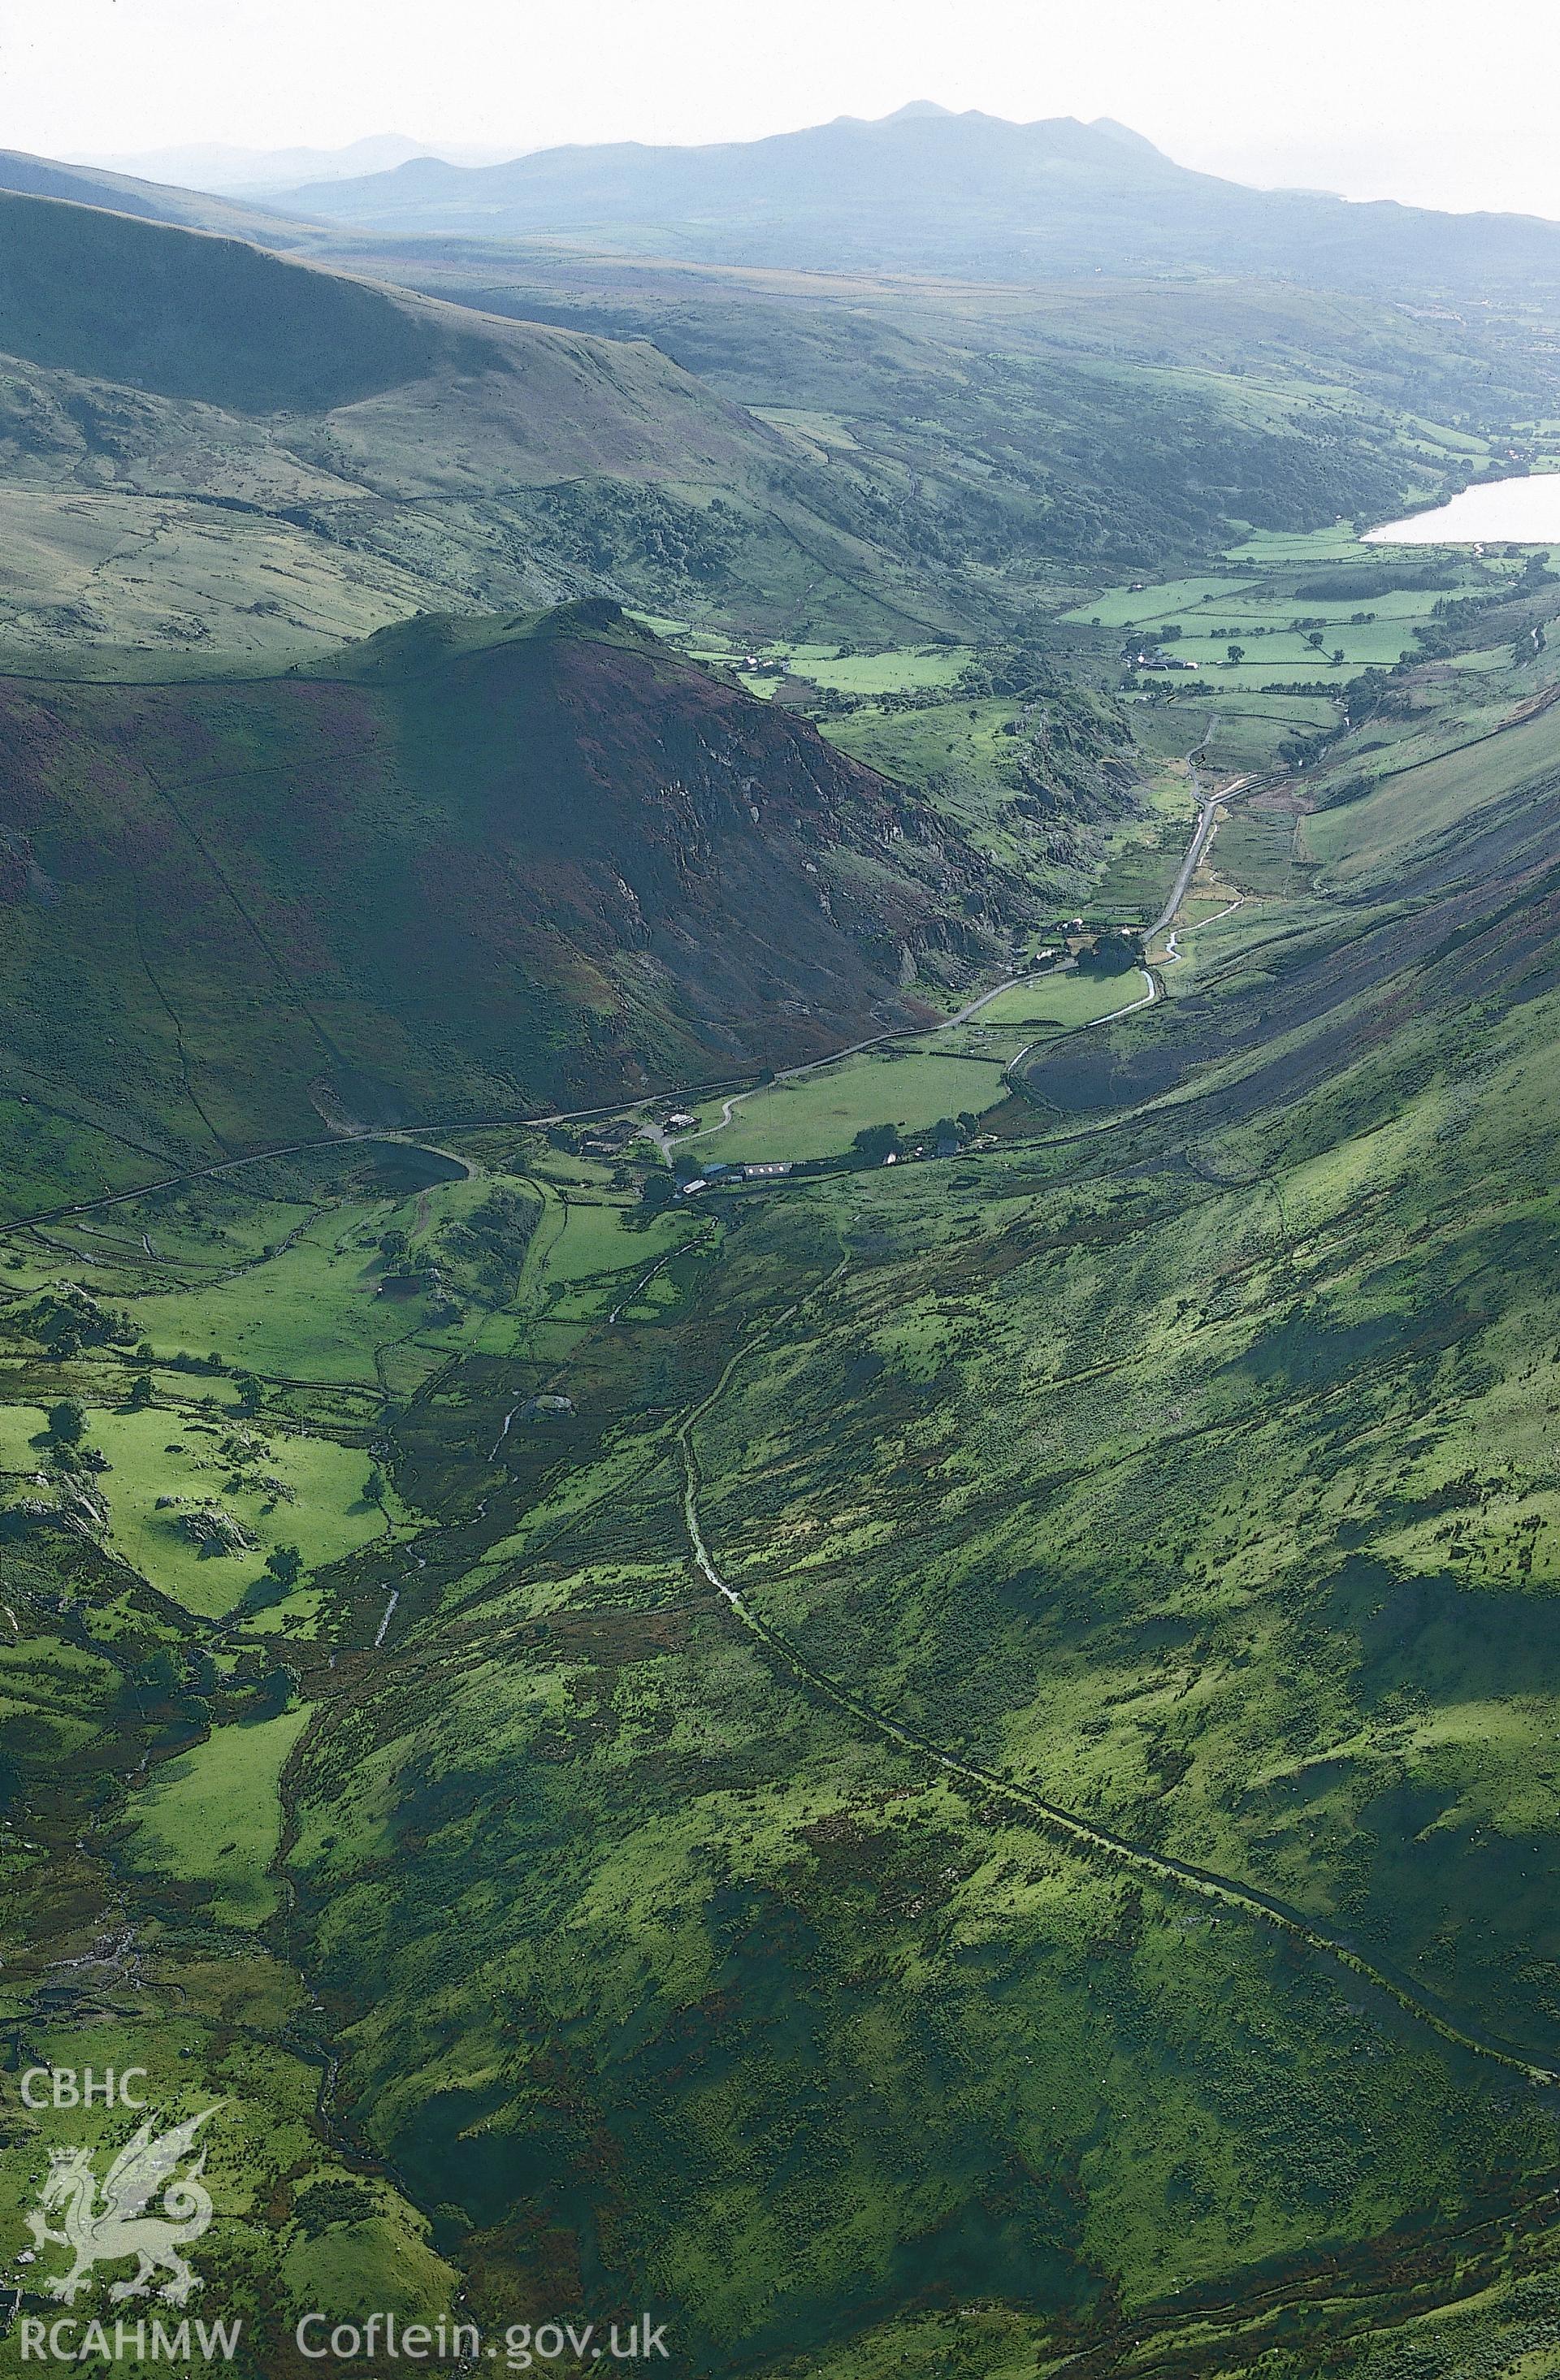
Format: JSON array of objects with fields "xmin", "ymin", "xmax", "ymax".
[{"xmin": 0, "ymin": 604, "xmax": 1021, "ymax": 1208}]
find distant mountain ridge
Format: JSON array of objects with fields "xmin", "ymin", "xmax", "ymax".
[
  {"xmin": 69, "ymin": 132, "xmax": 512, "ymax": 196},
  {"xmin": 270, "ymin": 104, "xmax": 1560, "ymax": 298}
]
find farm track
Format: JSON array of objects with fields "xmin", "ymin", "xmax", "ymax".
[{"xmin": 675, "ymin": 1264, "xmax": 1560, "ymax": 2095}]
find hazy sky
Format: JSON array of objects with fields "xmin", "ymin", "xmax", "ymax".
[{"xmin": 8, "ymin": 0, "xmax": 1560, "ymax": 219}]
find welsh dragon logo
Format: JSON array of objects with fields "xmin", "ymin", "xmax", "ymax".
[{"xmin": 25, "ymin": 2103, "xmax": 222, "ymax": 2305}]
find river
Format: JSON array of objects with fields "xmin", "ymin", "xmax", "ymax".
[{"xmin": 1365, "ymin": 473, "xmax": 1560, "ymax": 544}]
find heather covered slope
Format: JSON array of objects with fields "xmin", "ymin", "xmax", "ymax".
[{"xmin": 0, "ymin": 603, "xmax": 1022, "ymax": 1211}]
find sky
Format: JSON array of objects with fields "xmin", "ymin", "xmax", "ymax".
[{"xmin": 6, "ymin": 0, "xmax": 1560, "ymax": 219}]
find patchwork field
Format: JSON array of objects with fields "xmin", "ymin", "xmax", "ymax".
[{"xmin": 1061, "ymin": 525, "xmax": 1530, "ymax": 695}]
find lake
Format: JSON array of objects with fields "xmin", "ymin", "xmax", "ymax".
[{"xmin": 1365, "ymin": 474, "xmax": 1560, "ymax": 544}]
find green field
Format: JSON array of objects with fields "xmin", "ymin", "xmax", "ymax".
[
  {"xmin": 968, "ymin": 970, "xmax": 1153, "ymax": 1028},
  {"xmin": 724, "ymin": 640, "xmax": 977, "ymax": 696},
  {"xmin": 98, "ymin": 1406, "xmax": 393, "ymax": 1618},
  {"xmin": 123, "ymin": 1704, "xmax": 313, "ymax": 1923},
  {"xmin": 1064, "ymin": 534, "xmax": 1527, "ymax": 696},
  {"xmin": 687, "ymin": 1045, "xmax": 1014, "ymax": 1165},
  {"xmin": 1062, "ymin": 573, "xmax": 1258, "ymax": 627},
  {"xmin": 123, "ymin": 1195, "xmax": 473, "ymax": 1387}
]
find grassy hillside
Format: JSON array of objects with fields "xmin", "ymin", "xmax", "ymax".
[
  {"xmin": 0, "ymin": 191, "xmax": 991, "ymax": 659},
  {"xmin": 333, "ymin": 238, "xmax": 1524, "ymax": 595},
  {"xmin": 0, "ymin": 190, "xmax": 481, "ymax": 412},
  {"xmin": 0, "ymin": 145, "xmax": 316, "ymax": 242},
  {"xmin": 324, "ymin": 235, "xmax": 1560, "ymax": 618}
]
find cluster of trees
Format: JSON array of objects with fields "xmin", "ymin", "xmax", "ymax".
[
  {"xmin": 850, "ymin": 1113, "xmax": 982, "ymax": 1166},
  {"xmin": 1293, "ymin": 563, "xmax": 1456, "ymax": 600},
  {"xmin": 531, "ymin": 480, "xmax": 743, "ymax": 594},
  {"xmin": 1077, "ymin": 928, "xmax": 1146, "ymax": 978},
  {"xmin": 27, "ymin": 1284, "xmax": 133, "ymax": 1361}
]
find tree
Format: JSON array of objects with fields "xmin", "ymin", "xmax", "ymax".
[
  {"xmin": 1306, "ymin": 630, "xmax": 1325, "ymax": 651},
  {"xmin": 852, "ymin": 1124, "xmax": 902, "ymax": 1166},
  {"xmin": 1225, "ymin": 644, "xmax": 1246, "ymax": 666},
  {"xmin": 265, "ymin": 1545, "xmax": 303, "ymax": 1590},
  {"xmin": 252, "ymin": 1663, "xmax": 295, "ymax": 1720},
  {"xmin": 1330, "ymin": 649, "xmax": 1346, "ymax": 666},
  {"xmin": 126, "ymin": 1374, "xmax": 154, "ymax": 1410},
  {"xmin": 364, "ymin": 1467, "xmax": 386, "ymax": 1506},
  {"xmin": 124, "ymin": 1647, "xmax": 181, "ymax": 1708},
  {"xmin": 48, "ymin": 1397, "xmax": 85, "ymax": 1443},
  {"xmin": 234, "ymin": 1371, "xmax": 263, "ymax": 1417},
  {"xmin": 1077, "ymin": 929, "xmax": 1146, "ymax": 978},
  {"xmin": 956, "ymin": 1111, "xmax": 980, "ymax": 1139}
]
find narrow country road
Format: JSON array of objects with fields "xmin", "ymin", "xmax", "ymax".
[{"xmin": 1148, "ymin": 718, "xmax": 1252, "ymax": 941}]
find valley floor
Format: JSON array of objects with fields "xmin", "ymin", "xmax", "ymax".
[{"xmin": 9, "ymin": 603, "xmax": 1560, "ymax": 2377}]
